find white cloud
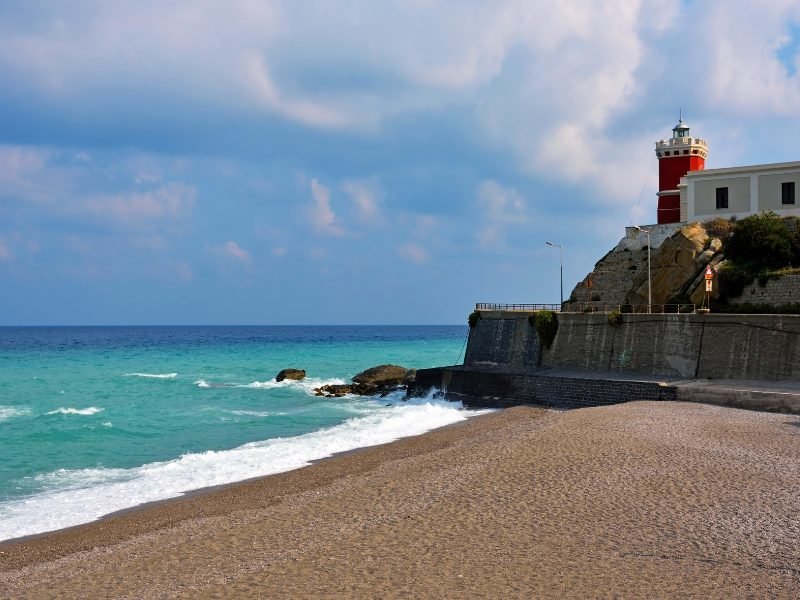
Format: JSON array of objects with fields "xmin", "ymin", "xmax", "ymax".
[
  {"xmin": 84, "ymin": 183, "xmax": 196, "ymax": 222},
  {"xmin": 2, "ymin": 1, "xmax": 800, "ymax": 212},
  {"xmin": 695, "ymin": 2, "xmax": 800, "ymax": 116},
  {"xmin": 341, "ymin": 179, "xmax": 382, "ymax": 223},
  {"xmin": 0, "ymin": 145, "xmax": 52, "ymax": 202},
  {"xmin": 244, "ymin": 53, "xmax": 353, "ymax": 129},
  {"xmin": 212, "ymin": 240, "xmax": 252, "ymax": 264},
  {"xmin": 309, "ymin": 178, "xmax": 343, "ymax": 236},
  {"xmin": 398, "ymin": 242, "xmax": 428, "ymax": 263},
  {"xmin": 0, "ymin": 238, "xmax": 11, "ymax": 261},
  {"xmin": 476, "ymin": 180, "xmax": 527, "ymax": 248}
]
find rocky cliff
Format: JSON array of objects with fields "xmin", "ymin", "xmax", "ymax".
[{"xmin": 565, "ymin": 222, "xmax": 723, "ymax": 309}]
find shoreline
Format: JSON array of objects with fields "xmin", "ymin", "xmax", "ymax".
[
  {"xmin": 2, "ymin": 401, "xmax": 799, "ymax": 598},
  {"xmin": 0, "ymin": 394, "xmax": 490, "ymax": 550},
  {"xmin": 0, "ymin": 405, "xmax": 504, "ymax": 566}
]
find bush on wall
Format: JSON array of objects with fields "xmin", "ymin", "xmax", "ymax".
[
  {"xmin": 468, "ymin": 310, "xmax": 482, "ymax": 328},
  {"xmin": 607, "ymin": 310, "xmax": 623, "ymax": 327},
  {"xmin": 529, "ymin": 310, "xmax": 558, "ymax": 349}
]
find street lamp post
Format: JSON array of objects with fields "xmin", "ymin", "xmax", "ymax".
[
  {"xmin": 545, "ymin": 241, "xmax": 563, "ymax": 308},
  {"xmin": 633, "ymin": 226, "xmax": 652, "ymax": 313}
]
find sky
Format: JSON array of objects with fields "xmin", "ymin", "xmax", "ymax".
[{"xmin": 2, "ymin": 0, "xmax": 800, "ymax": 325}]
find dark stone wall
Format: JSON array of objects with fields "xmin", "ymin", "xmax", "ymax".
[
  {"xmin": 465, "ymin": 311, "xmax": 800, "ymax": 381},
  {"xmin": 410, "ymin": 367, "xmax": 677, "ymax": 410},
  {"xmin": 464, "ymin": 312, "xmax": 539, "ymax": 369}
]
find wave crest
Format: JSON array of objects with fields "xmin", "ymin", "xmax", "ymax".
[
  {"xmin": 124, "ymin": 373, "xmax": 178, "ymax": 379},
  {"xmin": 46, "ymin": 407, "xmax": 104, "ymax": 416}
]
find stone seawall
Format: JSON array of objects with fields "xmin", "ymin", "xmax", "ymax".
[
  {"xmin": 466, "ymin": 311, "xmax": 800, "ymax": 381},
  {"xmin": 412, "ymin": 367, "xmax": 677, "ymax": 410}
]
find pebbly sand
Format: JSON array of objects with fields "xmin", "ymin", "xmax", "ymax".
[{"xmin": 1, "ymin": 400, "xmax": 799, "ymax": 598}]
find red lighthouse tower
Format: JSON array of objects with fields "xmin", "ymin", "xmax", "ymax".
[{"xmin": 655, "ymin": 118, "xmax": 708, "ymax": 224}]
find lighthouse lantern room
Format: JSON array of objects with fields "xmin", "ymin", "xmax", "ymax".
[{"xmin": 655, "ymin": 118, "xmax": 708, "ymax": 224}]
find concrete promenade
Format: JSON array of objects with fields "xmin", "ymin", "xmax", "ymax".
[{"xmin": 410, "ymin": 367, "xmax": 800, "ymax": 414}]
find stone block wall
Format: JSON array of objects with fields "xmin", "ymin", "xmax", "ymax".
[
  {"xmin": 728, "ymin": 273, "xmax": 800, "ymax": 306},
  {"xmin": 464, "ymin": 311, "xmax": 539, "ymax": 369},
  {"xmin": 410, "ymin": 367, "xmax": 677, "ymax": 410},
  {"xmin": 465, "ymin": 311, "xmax": 800, "ymax": 381}
]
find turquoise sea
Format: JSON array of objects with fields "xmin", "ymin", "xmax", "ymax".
[{"xmin": 0, "ymin": 325, "xmax": 476, "ymax": 542}]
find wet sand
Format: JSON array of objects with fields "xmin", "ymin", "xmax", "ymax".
[{"xmin": 1, "ymin": 401, "xmax": 799, "ymax": 598}]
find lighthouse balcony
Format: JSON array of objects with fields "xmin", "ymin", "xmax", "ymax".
[{"xmin": 655, "ymin": 137, "xmax": 708, "ymax": 150}]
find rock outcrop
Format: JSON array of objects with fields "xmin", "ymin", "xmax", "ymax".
[
  {"xmin": 352, "ymin": 365, "xmax": 409, "ymax": 386},
  {"xmin": 275, "ymin": 368, "xmax": 306, "ymax": 382},
  {"xmin": 626, "ymin": 222, "xmax": 713, "ymax": 305},
  {"xmin": 565, "ymin": 222, "xmax": 725, "ymax": 310},
  {"xmin": 314, "ymin": 364, "xmax": 412, "ymax": 398}
]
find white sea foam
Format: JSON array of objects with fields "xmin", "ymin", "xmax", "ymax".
[
  {"xmin": 125, "ymin": 373, "xmax": 178, "ymax": 379},
  {"xmin": 0, "ymin": 406, "xmax": 32, "ymax": 422},
  {"xmin": 225, "ymin": 409, "xmax": 275, "ymax": 418},
  {"xmin": 0, "ymin": 393, "xmax": 489, "ymax": 541},
  {"xmin": 45, "ymin": 407, "xmax": 104, "ymax": 416},
  {"xmin": 194, "ymin": 377, "xmax": 346, "ymax": 393}
]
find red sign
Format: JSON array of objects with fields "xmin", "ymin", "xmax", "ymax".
[{"xmin": 704, "ymin": 265, "xmax": 713, "ymax": 280}]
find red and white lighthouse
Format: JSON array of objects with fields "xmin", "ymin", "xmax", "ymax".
[{"xmin": 655, "ymin": 118, "xmax": 708, "ymax": 224}]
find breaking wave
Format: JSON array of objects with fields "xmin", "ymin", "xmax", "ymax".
[
  {"xmin": 124, "ymin": 373, "xmax": 178, "ymax": 379},
  {"xmin": 45, "ymin": 407, "xmax": 105, "ymax": 416},
  {"xmin": 0, "ymin": 392, "xmax": 488, "ymax": 541}
]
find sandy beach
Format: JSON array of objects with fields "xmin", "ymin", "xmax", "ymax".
[{"xmin": 1, "ymin": 400, "xmax": 799, "ymax": 598}]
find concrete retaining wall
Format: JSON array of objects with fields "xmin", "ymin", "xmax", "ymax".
[{"xmin": 466, "ymin": 311, "xmax": 800, "ymax": 381}]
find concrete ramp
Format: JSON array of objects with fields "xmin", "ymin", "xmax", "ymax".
[{"xmin": 673, "ymin": 380, "xmax": 800, "ymax": 414}]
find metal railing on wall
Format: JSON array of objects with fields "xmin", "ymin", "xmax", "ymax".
[
  {"xmin": 475, "ymin": 303, "xmax": 562, "ymax": 312},
  {"xmin": 475, "ymin": 302, "xmax": 697, "ymax": 314}
]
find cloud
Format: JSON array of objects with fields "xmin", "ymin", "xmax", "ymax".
[
  {"xmin": 476, "ymin": 180, "xmax": 526, "ymax": 248},
  {"xmin": 83, "ymin": 183, "xmax": 196, "ymax": 223},
  {"xmin": 341, "ymin": 179, "xmax": 382, "ymax": 223},
  {"xmin": 212, "ymin": 240, "xmax": 251, "ymax": 265},
  {"xmin": 695, "ymin": 2, "xmax": 800, "ymax": 116},
  {"xmin": 0, "ymin": 238, "xmax": 11, "ymax": 261},
  {"xmin": 398, "ymin": 242, "xmax": 428, "ymax": 263},
  {"xmin": 309, "ymin": 178, "xmax": 343, "ymax": 235},
  {"xmin": 244, "ymin": 53, "xmax": 353, "ymax": 129},
  {"xmin": 0, "ymin": 145, "xmax": 52, "ymax": 202}
]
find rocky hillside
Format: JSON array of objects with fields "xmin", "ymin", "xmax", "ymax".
[{"xmin": 564, "ymin": 222, "xmax": 723, "ymax": 309}]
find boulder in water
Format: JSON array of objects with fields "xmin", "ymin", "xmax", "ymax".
[
  {"xmin": 275, "ymin": 368, "xmax": 306, "ymax": 382},
  {"xmin": 352, "ymin": 364, "xmax": 409, "ymax": 386}
]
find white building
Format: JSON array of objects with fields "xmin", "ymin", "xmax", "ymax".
[{"xmin": 679, "ymin": 160, "xmax": 800, "ymax": 222}]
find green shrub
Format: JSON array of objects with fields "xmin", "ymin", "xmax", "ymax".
[
  {"xmin": 725, "ymin": 212, "xmax": 793, "ymax": 271},
  {"xmin": 530, "ymin": 310, "xmax": 558, "ymax": 349},
  {"xmin": 717, "ymin": 263, "xmax": 752, "ymax": 299},
  {"xmin": 607, "ymin": 310, "xmax": 623, "ymax": 327},
  {"xmin": 468, "ymin": 310, "xmax": 482, "ymax": 328}
]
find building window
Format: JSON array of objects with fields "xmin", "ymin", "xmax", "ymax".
[
  {"xmin": 782, "ymin": 181, "xmax": 795, "ymax": 205},
  {"xmin": 664, "ymin": 151, "xmax": 670, "ymax": 156},
  {"xmin": 683, "ymin": 150, "xmax": 689, "ymax": 155},
  {"xmin": 692, "ymin": 149, "xmax": 699, "ymax": 154},
  {"xmin": 716, "ymin": 187, "xmax": 729, "ymax": 210}
]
